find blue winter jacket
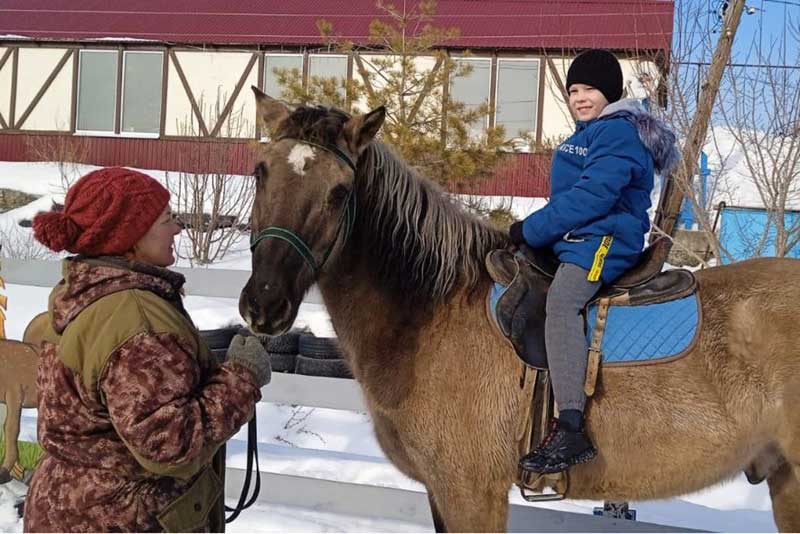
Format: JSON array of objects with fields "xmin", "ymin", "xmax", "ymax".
[{"xmin": 521, "ymin": 99, "xmax": 679, "ymax": 283}]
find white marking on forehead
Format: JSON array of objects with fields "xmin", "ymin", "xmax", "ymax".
[{"xmin": 287, "ymin": 144, "xmax": 316, "ymax": 176}]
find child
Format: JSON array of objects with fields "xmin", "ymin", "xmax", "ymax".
[{"xmin": 510, "ymin": 49, "xmax": 678, "ymax": 474}]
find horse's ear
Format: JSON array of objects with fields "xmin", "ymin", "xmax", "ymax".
[
  {"xmin": 252, "ymin": 86, "xmax": 290, "ymax": 134},
  {"xmin": 344, "ymin": 106, "xmax": 386, "ymax": 156}
]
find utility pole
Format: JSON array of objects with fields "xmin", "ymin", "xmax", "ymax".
[{"xmin": 650, "ymin": 0, "xmax": 748, "ymax": 260}]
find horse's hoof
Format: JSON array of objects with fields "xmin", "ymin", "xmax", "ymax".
[{"xmin": 0, "ymin": 468, "xmax": 11, "ymax": 485}]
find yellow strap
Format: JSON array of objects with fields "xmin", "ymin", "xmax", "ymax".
[{"xmin": 588, "ymin": 236, "xmax": 613, "ymax": 282}]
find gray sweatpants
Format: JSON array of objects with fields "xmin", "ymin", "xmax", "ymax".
[{"xmin": 545, "ymin": 262, "xmax": 601, "ymax": 412}]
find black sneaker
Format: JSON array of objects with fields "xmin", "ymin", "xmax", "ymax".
[{"xmin": 519, "ymin": 419, "xmax": 597, "ymax": 474}]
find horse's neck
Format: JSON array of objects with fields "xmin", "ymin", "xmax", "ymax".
[
  {"xmin": 317, "ymin": 254, "xmax": 417, "ymax": 360},
  {"xmin": 317, "ymin": 152, "xmax": 505, "ymax": 376}
]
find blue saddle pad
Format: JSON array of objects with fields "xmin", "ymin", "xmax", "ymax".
[{"xmin": 585, "ymin": 294, "xmax": 699, "ymax": 364}]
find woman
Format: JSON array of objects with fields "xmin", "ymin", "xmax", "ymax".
[{"xmin": 24, "ymin": 167, "xmax": 270, "ymax": 532}]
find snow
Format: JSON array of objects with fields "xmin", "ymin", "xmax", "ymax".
[
  {"xmin": 702, "ymin": 127, "xmax": 800, "ymax": 211},
  {"xmin": 0, "ymin": 160, "xmax": 780, "ymax": 532}
]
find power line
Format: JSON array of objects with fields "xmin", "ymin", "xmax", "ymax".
[
  {"xmin": 675, "ymin": 60, "xmax": 800, "ymax": 69},
  {"xmin": 763, "ymin": 0, "xmax": 800, "ymax": 7}
]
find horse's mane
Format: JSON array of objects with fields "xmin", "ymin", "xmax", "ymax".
[
  {"xmin": 356, "ymin": 143, "xmax": 507, "ymax": 300},
  {"xmin": 277, "ymin": 105, "xmax": 508, "ymax": 301}
]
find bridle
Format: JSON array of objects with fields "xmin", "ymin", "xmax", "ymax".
[{"xmin": 249, "ymin": 137, "xmax": 357, "ymax": 277}]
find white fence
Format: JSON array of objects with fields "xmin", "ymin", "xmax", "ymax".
[{"xmin": 2, "ymin": 259, "xmax": 693, "ymax": 532}]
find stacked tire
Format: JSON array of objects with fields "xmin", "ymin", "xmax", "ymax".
[
  {"xmin": 203, "ymin": 326, "xmax": 352, "ymax": 379},
  {"xmin": 259, "ymin": 329, "xmax": 302, "ymax": 373},
  {"xmin": 199, "ymin": 325, "xmax": 242, "ymax": 363},
  {"xmin": 295, "ymin": 334, "xmax": 353, "ymax": 379}
]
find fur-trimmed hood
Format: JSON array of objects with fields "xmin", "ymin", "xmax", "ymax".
[{"xmin": 600, "ymin": 98, "xmax": 681, "ymax": 175}]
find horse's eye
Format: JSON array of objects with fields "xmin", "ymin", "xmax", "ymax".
[
  {"xmin": 328, "ymin": 184, "xmax": 350, "ymax": 206},
  {"xmin": 253, "ymin": 161, "xmax": 268, "ymax": 181}
]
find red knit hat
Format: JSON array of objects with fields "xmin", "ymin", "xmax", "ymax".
[{"xmin": 33, "ymin": 167, "xmax": 170, "ymax": 256}]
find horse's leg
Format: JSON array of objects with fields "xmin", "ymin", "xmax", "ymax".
[
  {"xmin": 427, "ymin": 491, "xmax": 446, "ymax": 533},
  {"xmin": 428, "ymin": 477, "xmax": 509, "ymax": 533},
  {"xmin": 767, "ymin": 462, "xmax": 800, "ymax": 532}
]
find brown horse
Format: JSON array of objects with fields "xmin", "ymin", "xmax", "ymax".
[
  {"xmin": 239, "ymin": 88, "xmax": 800, "ymax": 532},
  {"xmin": 0, "ymin": 339, "xmax": 39, "ymax": 484}
]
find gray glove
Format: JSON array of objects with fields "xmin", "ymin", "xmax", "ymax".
[{"xmin": 226, "ymin": 334, "xmax": 271, "ymax": 388}]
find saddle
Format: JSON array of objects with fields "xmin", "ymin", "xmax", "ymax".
[{"xmin": 486, "ymin": 238, "xmax": 696, "ymax": 373}]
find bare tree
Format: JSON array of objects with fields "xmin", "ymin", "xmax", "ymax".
[
  {"xmin": 166, "ymin": 90, "xmax": 254, "ymax": 265},
  {"xmin": 24, "ymin": 129, "xmax": 89, "ymax": 194},
  {"xmin": 0, "ymin": 223, "xmax": 57, "ymax": 261},
  {"xmin": 715, "ymin": 23, "xmax": 800, "ymax": 258},
  {"xmin": 630, "ymin": 0, "xmax": 748, "ymax": 266}
]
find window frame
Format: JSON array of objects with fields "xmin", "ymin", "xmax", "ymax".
[
  {"xmin": 494, "ymin": 57, "xmax": 541, "ymax": 142},
  {"xmin": 449, "ymin": 56, "xmax": 493, "ymax": 137},
  {"xmin": 75, "ymin": 49, "xmax": 119, "ymax": 136},
  {"xmin": 263, "ymin": 52, "xmax": 305, "ymax": 100},
  {"xmin": 119, "ymin": 50, "xmax": 164, "ymax": 139},
  {"xmin": 307, "ymin": 53, "xmax": 349, "ymax": 102},
  {"xmin": 75, "ymin": 48, "xmax": 164, "ymax": 139}
]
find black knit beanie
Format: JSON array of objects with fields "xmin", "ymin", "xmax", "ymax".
[{"xmin": 566, "ymin": 49, "xmax": 623, "ymax": 104}]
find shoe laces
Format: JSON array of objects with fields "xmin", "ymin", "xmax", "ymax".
[{"xmin": 534, "ymin": 419, "xmax": 560, "ymax": 453}]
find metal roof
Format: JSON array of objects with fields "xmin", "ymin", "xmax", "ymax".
[{"xmin": 0, "ymin": 0, "xmax": 673, "ymax": 51}]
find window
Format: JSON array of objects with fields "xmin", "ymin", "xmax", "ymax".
[
  {"xmin": 76, "ymin": 50, "xmax": 117, "ymax": 132},
  {"xmin": 495, "ymin": 59, "xmax": 540, "ymax": 141},
  {"xmin": 264, "ymin": 54, "xmax": 303, "ymax": 100},
  {"xmin": 449, "ymin": 58, "xmax": 491, "ymax": 138},
  {"xmin": 308, "ymin": 54, "xmax": 348, "ymax": 104},
  {"xmin": 121, "ymin": 51, "xmax": 163, "ymax": 134},
  {"xmin": 77, "ymin": 49, "xmax": 163, "ymax": 135}
]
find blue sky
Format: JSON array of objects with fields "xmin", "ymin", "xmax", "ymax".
[{"xmin": 705, "ymin": 0, "xmax": 799, "ymax": 64}]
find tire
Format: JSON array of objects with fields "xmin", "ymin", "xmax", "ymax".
[
  {"xmin": 268, "ymin": 352, "xmax": 297, "ymax": 373},
  {"xmin": 298, "ymin": 334, "xmax": 342, "ymax": 359},
  {"xmin": 200, "ymin": 325, "xmax": 243, "ymax": 350},
  {"xmin": 261, "ymin": 330, "xmax": 302, "ymax": 354},
  {"xmin": 294, "ymin": 354, "xmax": 353, "ymax": 379},
  {"xmin": 211, "ymin": 347, "xmax": 228, "ymax": 364}
]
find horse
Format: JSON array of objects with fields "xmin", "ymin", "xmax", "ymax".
[
  {"xmin": 0, "ymin": 339, "xmax": 39, "ymax": 484},
  {"xmin": 239, "ymin": 88, "xmax": 800, "ymax": 532}
]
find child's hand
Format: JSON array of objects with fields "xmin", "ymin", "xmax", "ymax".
[{"xmin": 509, "ymin": 221, "xmax": 526, "ymax": 246}]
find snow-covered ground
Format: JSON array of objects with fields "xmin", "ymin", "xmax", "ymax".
[{"xmin": 0, "ymin": 161, "xmax": 780, "ymax": 532}]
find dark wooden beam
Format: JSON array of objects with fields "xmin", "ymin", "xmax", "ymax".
[{"xmin": 169, "ymin": 50, "xmax": 209, "ymax": 136}]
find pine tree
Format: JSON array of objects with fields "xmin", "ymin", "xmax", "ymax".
[{"xmin": 272, "ymin": 0, "xmax": 509, "ymax": 188}]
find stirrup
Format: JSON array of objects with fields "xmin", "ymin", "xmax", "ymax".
[{"xmin": 518, "ymin": 470, "xmax": 569, "ymax": 502}]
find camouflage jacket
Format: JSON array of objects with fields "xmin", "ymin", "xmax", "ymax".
[{"xmin": 24, "ymin": 257, "xmax": 261, "ymax": 533}]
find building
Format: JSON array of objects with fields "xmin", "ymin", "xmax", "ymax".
[{"xmin": 0, "ymin": 0, "xmax": 674, "ymax": 196}]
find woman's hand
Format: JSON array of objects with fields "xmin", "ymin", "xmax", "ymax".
[{"xmin": 226, "ymin": 335, "xmax": 271, "ymax": 388}]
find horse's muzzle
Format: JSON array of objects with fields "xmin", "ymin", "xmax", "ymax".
[{"xmin": 239, "ymin": 279, "xmax": 296, "ymax": 335}]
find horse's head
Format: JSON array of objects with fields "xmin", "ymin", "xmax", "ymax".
[{"xmin": 239, "ymin": 87, "xmax": 385, "ymax": 334}]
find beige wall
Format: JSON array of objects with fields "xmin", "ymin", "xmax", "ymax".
[
  {"xmin": 541, "ymin": 57, "xmax": 574, "ymax": 145},
  {"xmin": 2, "ymin": 46, "xmax": 661, "ymax": 146},
  {"xmin": 166, "ymin": 51, "xmax": 257, "ymax": 138},
  {"xmin": 0, "ymin": 47, "xmax": 10, "ymax": 123},
  {"xmin": 17, "ymin": 48, "xmax": 73, "ymax": 131}
]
